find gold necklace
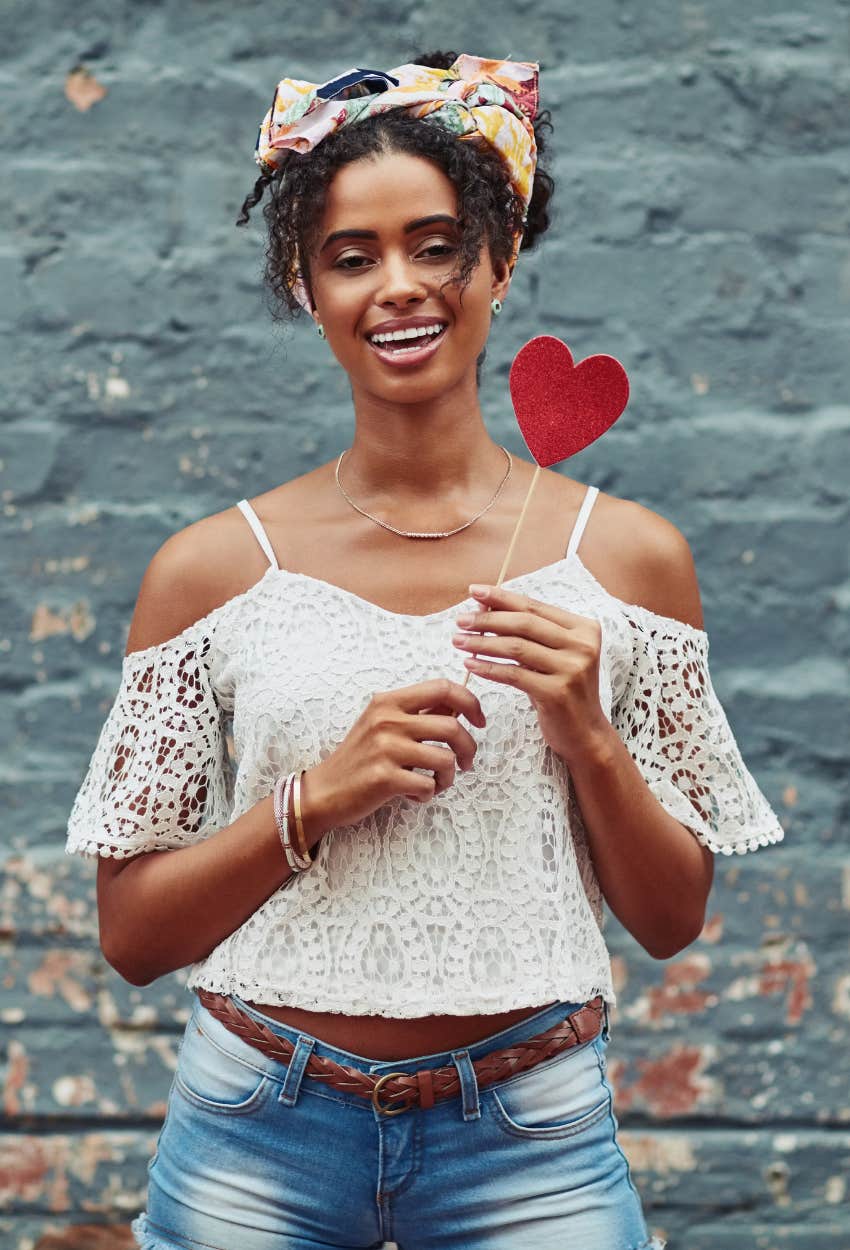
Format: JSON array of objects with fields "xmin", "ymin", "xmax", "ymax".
[{"xmin": 334, "ymin": 445, "xmax": 513, "ymax": 539}]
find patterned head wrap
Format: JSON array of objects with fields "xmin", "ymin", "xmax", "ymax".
[{"xmin": 254, "ymin": 54, "xmax": 540, "ymax": 310}]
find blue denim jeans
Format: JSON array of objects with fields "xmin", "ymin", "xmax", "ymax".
[{"xmin": 131, "ymin": 992, "xmax": 666, "ymax": 1250}]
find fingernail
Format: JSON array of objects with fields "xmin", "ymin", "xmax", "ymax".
[{"xmin": 469, "ymin": 584, "xmax": 490, "ymax": 598}]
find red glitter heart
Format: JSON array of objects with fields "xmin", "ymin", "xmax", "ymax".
[{"xmin": 509, "ymin": 336, "xmax": 630, "ymax": 467}]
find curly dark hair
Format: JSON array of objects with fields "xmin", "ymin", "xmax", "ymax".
[{"xmin": 236, "ymin": 49, "xmax": 555, "ymax": 377}]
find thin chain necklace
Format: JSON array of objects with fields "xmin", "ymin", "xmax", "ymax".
[{"xmin": 334, "ymin": 445, "xmax": 513, "ymax": 539}]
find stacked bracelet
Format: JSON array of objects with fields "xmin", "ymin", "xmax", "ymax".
[{"xmin": 273, "ymin": 769, "xmax": 312, "ymax": 873}]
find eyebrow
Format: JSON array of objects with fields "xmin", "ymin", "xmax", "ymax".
[{"xmin": 319, "ymin": 214, "xmax": 460, "ymax": 254}]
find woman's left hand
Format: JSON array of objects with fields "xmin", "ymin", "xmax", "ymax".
[{"xmin": 451, "ymin": 583, "xmax": 613, "ymax": 767}]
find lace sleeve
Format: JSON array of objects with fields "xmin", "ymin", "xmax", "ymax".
[
  {"xmin": 609, "ymin": 607, "xmax": 785, "ymax": 856},
  {"xmin": 65, "ymin": 630, "xmax": 232, "ymax": 859}
]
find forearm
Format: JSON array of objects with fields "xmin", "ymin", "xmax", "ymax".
[
  {"xmin": 566, "ymin": 723, "xmax": 711, "ymax": 959},
  {"xmin": 101, "ymin": 768, "xmax": 335, "ymax": 985}
]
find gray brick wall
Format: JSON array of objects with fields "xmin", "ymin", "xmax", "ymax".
[{"xmin": 2, "ymin": 4, "xmax": 848, "ymax": 1247}]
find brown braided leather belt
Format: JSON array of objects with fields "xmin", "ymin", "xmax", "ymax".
[{"xmin": 195, "ymin": 989, "xmax": 605, "ymax": 1117}]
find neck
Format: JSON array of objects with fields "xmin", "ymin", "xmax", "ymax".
[{"xmin": 343, "ymin": 381, "xmax": 508, "ymax": 513}]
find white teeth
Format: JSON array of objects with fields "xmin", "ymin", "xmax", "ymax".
[{"xmin": 369, "ymin": 324, "xmax": 444, "ymax": 344}]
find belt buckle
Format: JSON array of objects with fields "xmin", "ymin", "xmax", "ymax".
[{"xmin": 371, "ymin": 1070, "xmax": 413, "ymax": 1116}]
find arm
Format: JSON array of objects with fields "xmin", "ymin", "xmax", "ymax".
[
  {"xmin": 569, "ymin": 506, "xmax": 714, "ymax": 959},
  {"xmin": 567, "ymin": 725, "xmax": 714, "ymax": 960},
  {"xmin": 96, "ymin": 526, "xmax": 338, "ymax": 986},
  {"xmin": 455, "ymin": 503, "xmax": 715, "ymax": 959},
  {"xmin": 97, "ymin": 774, "xmax": 335, "ymax": 986}
]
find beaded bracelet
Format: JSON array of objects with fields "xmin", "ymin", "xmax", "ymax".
[{"xmin": 273, "ymin": 769, "xmax": 312, "ymax": 873}]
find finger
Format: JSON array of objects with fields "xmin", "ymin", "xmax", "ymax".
[
  {"xmin": 408, "ymin": 743, "xmax": 458, "ymax": 795},
  {"xmin": 461, "ymin": 653, "xmax": 549, "ymax": 696},
  {"xmin": 395, "ymin": 679, "xmax": 486, "ymax": 727},
  {"xmin": 468, "ymin": 583, "xmax": 589, "ymax": 629},
  {"xmin": 453, "ymin": 630, "xmax": 562, "ymax": 674},
  {"xmin": 455, "ymin": 608, "xmax": 566, "ymax": 650},
  {"xmin": 410, "ymin": 713, "xmax": 479, "ymax": 771}
]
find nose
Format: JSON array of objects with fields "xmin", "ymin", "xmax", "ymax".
[{"xmin": 375, "ymin": 249, "xmax": 429, "ymax": 307}]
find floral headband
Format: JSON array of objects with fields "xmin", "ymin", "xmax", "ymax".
[{"xmin": 254, "ymin": 53, "xmax": 540, "ymax": 310}]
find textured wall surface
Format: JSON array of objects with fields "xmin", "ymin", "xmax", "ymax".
[{"xmin": 2, "ymin": 2, "xmax": 849, "ymax": 1248}]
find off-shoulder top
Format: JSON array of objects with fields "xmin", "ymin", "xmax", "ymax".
[{"xmin": 65, "ymin": 485, "xmax": 785, "ymax": 1016}]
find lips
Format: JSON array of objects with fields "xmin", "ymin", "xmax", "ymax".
[{"xmin": 366, "ymin": 325, "xmax": 448, "ymax": 367}]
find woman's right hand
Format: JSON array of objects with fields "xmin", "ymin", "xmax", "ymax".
[{"xmin": 306, "ymin": 678, "xmax": 487, "ymax": 829}]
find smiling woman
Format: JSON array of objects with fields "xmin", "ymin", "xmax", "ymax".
[
  {"xmin": 65, "ymin": 44, "xmax": 783, "ymax": 1250},
  {"xmin": 236, "ymin": 54, "xmax": 554, "ymax": 389}
]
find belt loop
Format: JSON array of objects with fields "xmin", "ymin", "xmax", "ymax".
[
  {"xmin": 450, "ymin": 1049, "xmax": 481, "ymax": 1122},
  {"xmin": 278, "ymin": 1034, "xmax": 316, "ymax": 1106}
]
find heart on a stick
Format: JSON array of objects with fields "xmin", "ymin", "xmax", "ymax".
[{"xmin": 509, "ymin": 335, "xmax": 629, "ymax": 467}]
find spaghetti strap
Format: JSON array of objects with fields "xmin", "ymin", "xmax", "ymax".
[
  {"xmin": 565, "ymin": 485, "xmax": 599, "ymax": 560},
  {"xmin": 235, "ymin": 499, "xmax": 279, "ymax": 571}
]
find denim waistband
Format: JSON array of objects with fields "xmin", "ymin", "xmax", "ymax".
[{"xmin": 194, "ymin": 991, "xmax": 607, "ymax": 1081}]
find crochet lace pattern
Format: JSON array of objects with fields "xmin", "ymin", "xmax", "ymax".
[{"xmin": 66, "ymin": 539, "xmax": 785, "ymax": 1016}]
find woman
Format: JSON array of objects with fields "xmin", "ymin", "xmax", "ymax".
[{"xmin": 66, "ymin": 50, "xmax": 784, "ymax": 1250}]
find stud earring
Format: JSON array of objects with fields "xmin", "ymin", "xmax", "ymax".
[
  {"xmin": 316, "ymin": 322, "xmax": 326, "ymax": 339},
  {"xmin": 491, "ymin": 298, "xmax": 503, "ymax": 316}
]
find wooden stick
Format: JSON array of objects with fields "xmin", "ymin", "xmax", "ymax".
[{"xmin": 460, "ymin": 464, "xmax": 542, "ymax": 691}]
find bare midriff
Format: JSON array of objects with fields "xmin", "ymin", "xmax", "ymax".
[{"xmin": 241, "ymin": 999, "xmax": 559, "ymax": 1061}]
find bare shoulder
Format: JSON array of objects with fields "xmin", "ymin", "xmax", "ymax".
[
  {"xmin": 123, "ymin": 501, "xmax": 276, "ymax": 656},
  {"xmin": 584, "ymin": 488, "xmax": 705, "ymax": 631}
]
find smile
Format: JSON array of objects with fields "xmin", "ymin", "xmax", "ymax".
[{"xmin": 366, "ymin": 324, "xmax": 448, "ymax": 367}]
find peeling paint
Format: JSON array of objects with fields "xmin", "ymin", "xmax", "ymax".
[
  {"xmin": 611, "ymin": 1044, "xmax": 718, "ymax": 1117},
  {"xmin": 0, "ymin": 1134, "xmax": 134, "ymax": 1212},
  {"xmin": 28, "ymin": 951, "xmax": 93, "ymax": 1013},
  {"xmin": 105, "ymin": 377, "xmax": 130, "ymax": 400},
  {"xmin": 825, "ymin": 1174, "xmax": 846, "ymax": 1204},
  {"xmin": 65, "ymin": 66, "xmax": 107, "ymax": 111},
  {"xmin": 758, "ymin": 951, "xmax": 815, "ymax": 1025},
  {"xmin": 630, "ymin": 954, "xmax": 718, "ymax": 1024},
  {"xmin": 764, "ymin": 1158, "xmax": 792, "ymax": 1206},
  {"xmin": 52, "ymin": 1075, "xmax": 98, "ymax": 1108},
  {"xmin": 832, "ymin": 973, "xmax": 850, "ymax": 1020},
  {"xmin": 616, "ymin": 1131, "xmax": 697, "ymax": 1173},
  {"xmin": 3, "ymin": 1040, "xmax": 30, "ymax": 1115},
  {"xmin": 699, "ymin": 913, "xmax": 723, "ymax": 943},
  {"xmin": 29, "ymin": 602, "xmax": 96, "ymax": 644}
]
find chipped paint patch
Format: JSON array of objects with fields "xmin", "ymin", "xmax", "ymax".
[
  {"xmin": 825, "ymin": 1174, "xmax": 846, "ymax": 1204},
  {"xmin": 52, "ymin": 1075, "xmax": 98, "ymax": 1108},
  {"xmin": 3, "ymin": 1040, "xmax": 30, "ymax": 1115},
  {"xmin": 725, "ymin": 939, "xmax": 815, "ymax": 1025},
  {"xmin": 612, "ymin": 1044, "xmax": 718, "ymax": 1117},
  {"xmin": 832, "ymin": 973, "xmax": 850, "ymax": 1020},
  {"xmin": 65, "ymin": 66, "xmax": 107, "ymax": 111},
  {"xmin": 105, "ymin": 376, "xmax": 130, "ymax": 399},
  {"xmin": 27, "ymin": 951, "xmax": 93, "ymax": 1013},
  {"xmin": 649, "ymin": 953, "xmax": 717, "ymax": 1020},
  {"xmin": 699, "ymin": 913, "xmax": 723, "ymax": 943},
  {"xmin": 764, "ymin": 1157, "xmax": 792, "ymax": 1206},
  {"xmin": 758, "ymin": 951, "xmax": 815, "ymax": 1025},
  {"xmin": 0, "ymin": 1134, "xmax": 138, "ymax": 1212},
  {"xmin": 625, "ymin": 954, "xmax": 718, "ymax": 1025},
  {"xmin": 616, "ymin": 1131, "xmax": 697, "ymax": 1173},
  {"xmin": 611, "ymin": 953, "xmax": 628, "ymax": 992},
  {"xmin": 30, "ymin": 601, "xmax": 96, "ymax": 643}
]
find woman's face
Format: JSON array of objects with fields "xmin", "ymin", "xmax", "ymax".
[{"xmin": 304, "ymin": 151, "xmax": 511, "ymax": 404}]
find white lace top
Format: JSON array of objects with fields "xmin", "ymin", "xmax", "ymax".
[{"xmin": 65, "ymin": 485, "xmax": 785, "ymax": 1016}]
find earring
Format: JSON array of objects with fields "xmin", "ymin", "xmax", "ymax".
[
  {"xmin": 491, "ymin": 298, "xmax": 503, "ymax": 316},
  {"xmin": 316, "ymin": 322, "xmax": 326, "ymax": 339}
]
